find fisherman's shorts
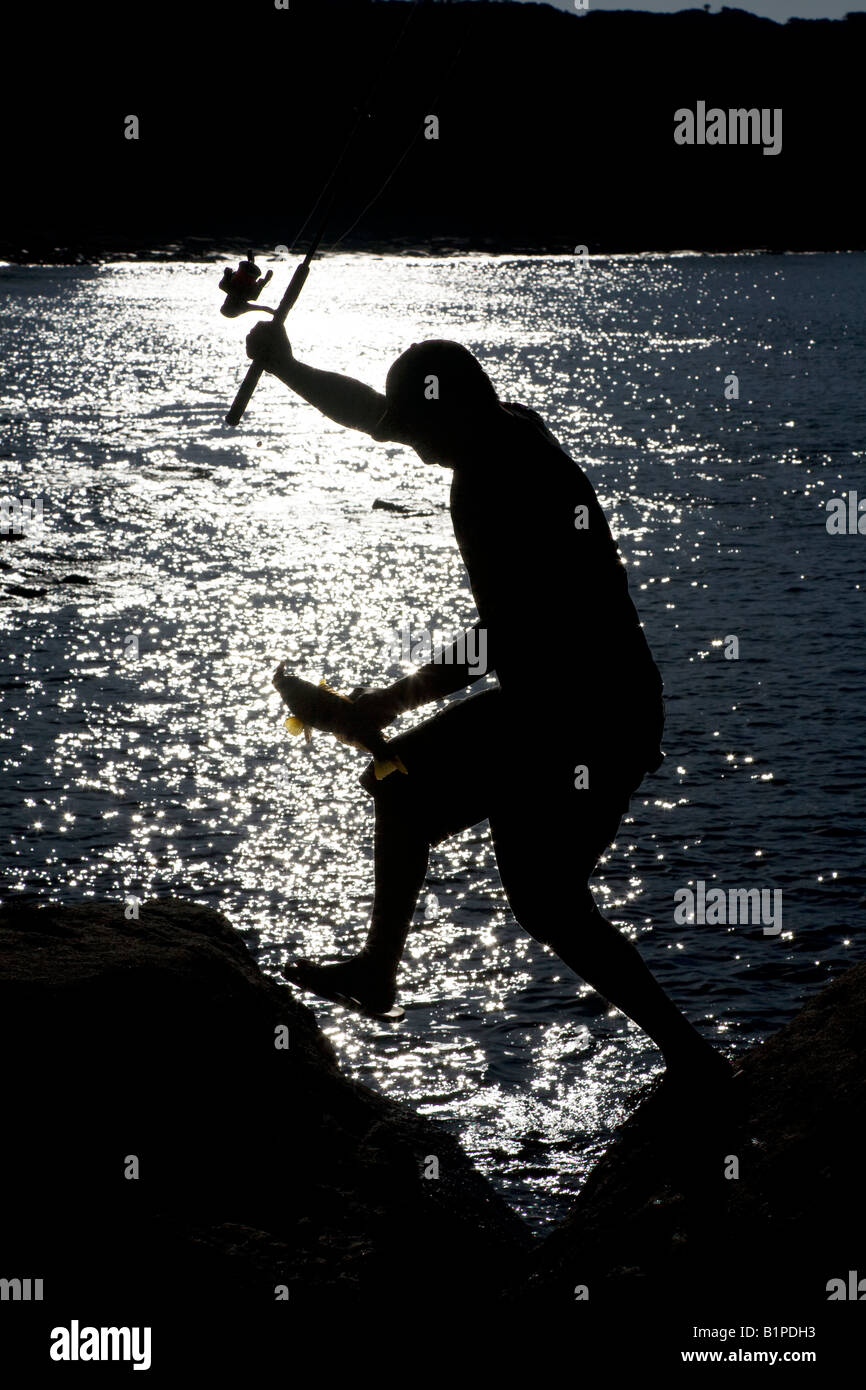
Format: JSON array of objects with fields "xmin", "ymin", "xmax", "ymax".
[{"xmin": 359, "ymin": 688, "xmax": 661, "ymax": 896}]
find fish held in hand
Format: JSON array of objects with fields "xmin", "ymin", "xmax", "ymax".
[{"xmin": 273, "ymin": 663, "xmax": 408, "ymax": 781}]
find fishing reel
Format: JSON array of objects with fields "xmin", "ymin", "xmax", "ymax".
[{"xmin": 218, "ymin": 252, "xmax": 275, "ymax": 318}]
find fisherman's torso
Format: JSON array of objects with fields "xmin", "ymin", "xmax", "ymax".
[{"xmin": 448, "ymin": 403, "xmax": 662, "ymax": 741}]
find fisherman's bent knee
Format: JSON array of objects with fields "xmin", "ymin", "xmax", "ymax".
[{"xmin": 502, "ymin": 880, "xmax": 599, "ymax": 949}]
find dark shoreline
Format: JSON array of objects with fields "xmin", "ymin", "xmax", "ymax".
[
  {"xmin": 6, "ymin": 6, "xmax": 864, "ymax": 271},
  {"xmin": 3, "ymin": 239, "xmax": 864, "ymax": 267}
]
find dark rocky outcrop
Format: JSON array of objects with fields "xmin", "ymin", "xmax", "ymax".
[
  {"xmin": 0, "ymin": 898, "xmax": 527, "ymax": 1367},
  {"xmin": 1, "ymin": 897, "xmax": 863, "ymax": 1369},
  {"xmin": 517, "ymin": 960, "xmax": 866, "ymax": 1359}
]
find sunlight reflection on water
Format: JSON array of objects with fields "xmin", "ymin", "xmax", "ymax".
[{"xmin": 1, "ymin": 253, "xmax": 864, "ymax": 1228}]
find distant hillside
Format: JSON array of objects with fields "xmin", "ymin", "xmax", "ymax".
[{"xmin": 2, "ymin": 1, "xmax": 864, "ymax": 259}]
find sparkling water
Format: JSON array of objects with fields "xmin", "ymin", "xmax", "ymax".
[{"xmin": 1, "ymin": 252, "xmax": 863, "ymax": 1228}]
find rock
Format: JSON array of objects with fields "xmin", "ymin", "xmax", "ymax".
[
  {"xmin": 372, "ymin": 497, "xmax": 434, "ymax": 516},
  {"xmin": 5, "ymin": 583, "xmax": 47, "ymax": 597},
  {"xmin": 2, "ymin": 895, "xmax": 862, "ymax": 1367},
  {"xmin": 518, "ymin": 960, "xmax": 866, "ymax": 1343},
  {"xmin": 0, "ymin": 898, "xmax": 528, "ymax": 1363}
]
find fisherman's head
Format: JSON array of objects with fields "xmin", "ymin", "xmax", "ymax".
[{"xmin": 381, "ymin": 340, "xmax": 500, "ymax": 466}]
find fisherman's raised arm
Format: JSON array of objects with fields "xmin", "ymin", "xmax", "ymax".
[{"xmin": 246, "ymin": 321, "xmax": 392, "ymax": 437}]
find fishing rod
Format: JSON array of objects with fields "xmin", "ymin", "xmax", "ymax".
[
  {"xmin": 219, "ymin": 0, "xmax": 426, "ymax": 429},
  {"xmin": 219, "ymin": 129, "xmax": 351, "ymax": 428},
  {"xmin": 220, "ymin": 231, "xmax": 325, "ymax": 428}
]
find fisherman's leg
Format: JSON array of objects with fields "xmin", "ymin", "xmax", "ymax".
[
  {"xmin": 283, "ymin": 778, "xmax": 428, "ymax": 1013},
  {"xmin": 352, "ymin": 701, "xmax": 498, "ymax": 996},
  {"xmin": 357, "ymin": 688, "xmax": 502, "ymax": 986},
  {"xmin": 551, "ymin": 901, "xmax": 724, "ymax": 1077},
  {"xmin": 490, "ymin": 803, "xmax": 729, "ymax": 1080},
  {"xmin": 357, "ymin": 787, "xmax": 430, "ymax": 983},
  {"xmin": 283, "ymin": 691, "xmax": 500, "ymax": 1010}
]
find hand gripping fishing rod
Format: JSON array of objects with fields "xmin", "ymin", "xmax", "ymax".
[{"xmin": 222, "ymin": 230, "xmax": 325, "ymax": 427}]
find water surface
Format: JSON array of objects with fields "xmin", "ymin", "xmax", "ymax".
[{"xmin": 1, "ymin": 252, "xmax": 863, "ymax": 1228}]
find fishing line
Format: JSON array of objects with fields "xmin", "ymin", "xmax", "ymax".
[
  {"xmin": 222, "ymin": 0, "xmax": 425, "ymax": 425},
  {"xmin": 223, "ymin": 0, "xmax": 467, "ymax": 425},
  {"xmin": 326, "ymin": 35, "xmax": 469, "ymax": 253},
  {"xmin": 286, "ymin": 0, "xmax": 426, "ymax": 258}
]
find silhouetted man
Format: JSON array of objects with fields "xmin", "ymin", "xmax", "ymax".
[{"xmin": 247, "ymin": 322, "xmax": 730, "ymax": 1084}]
